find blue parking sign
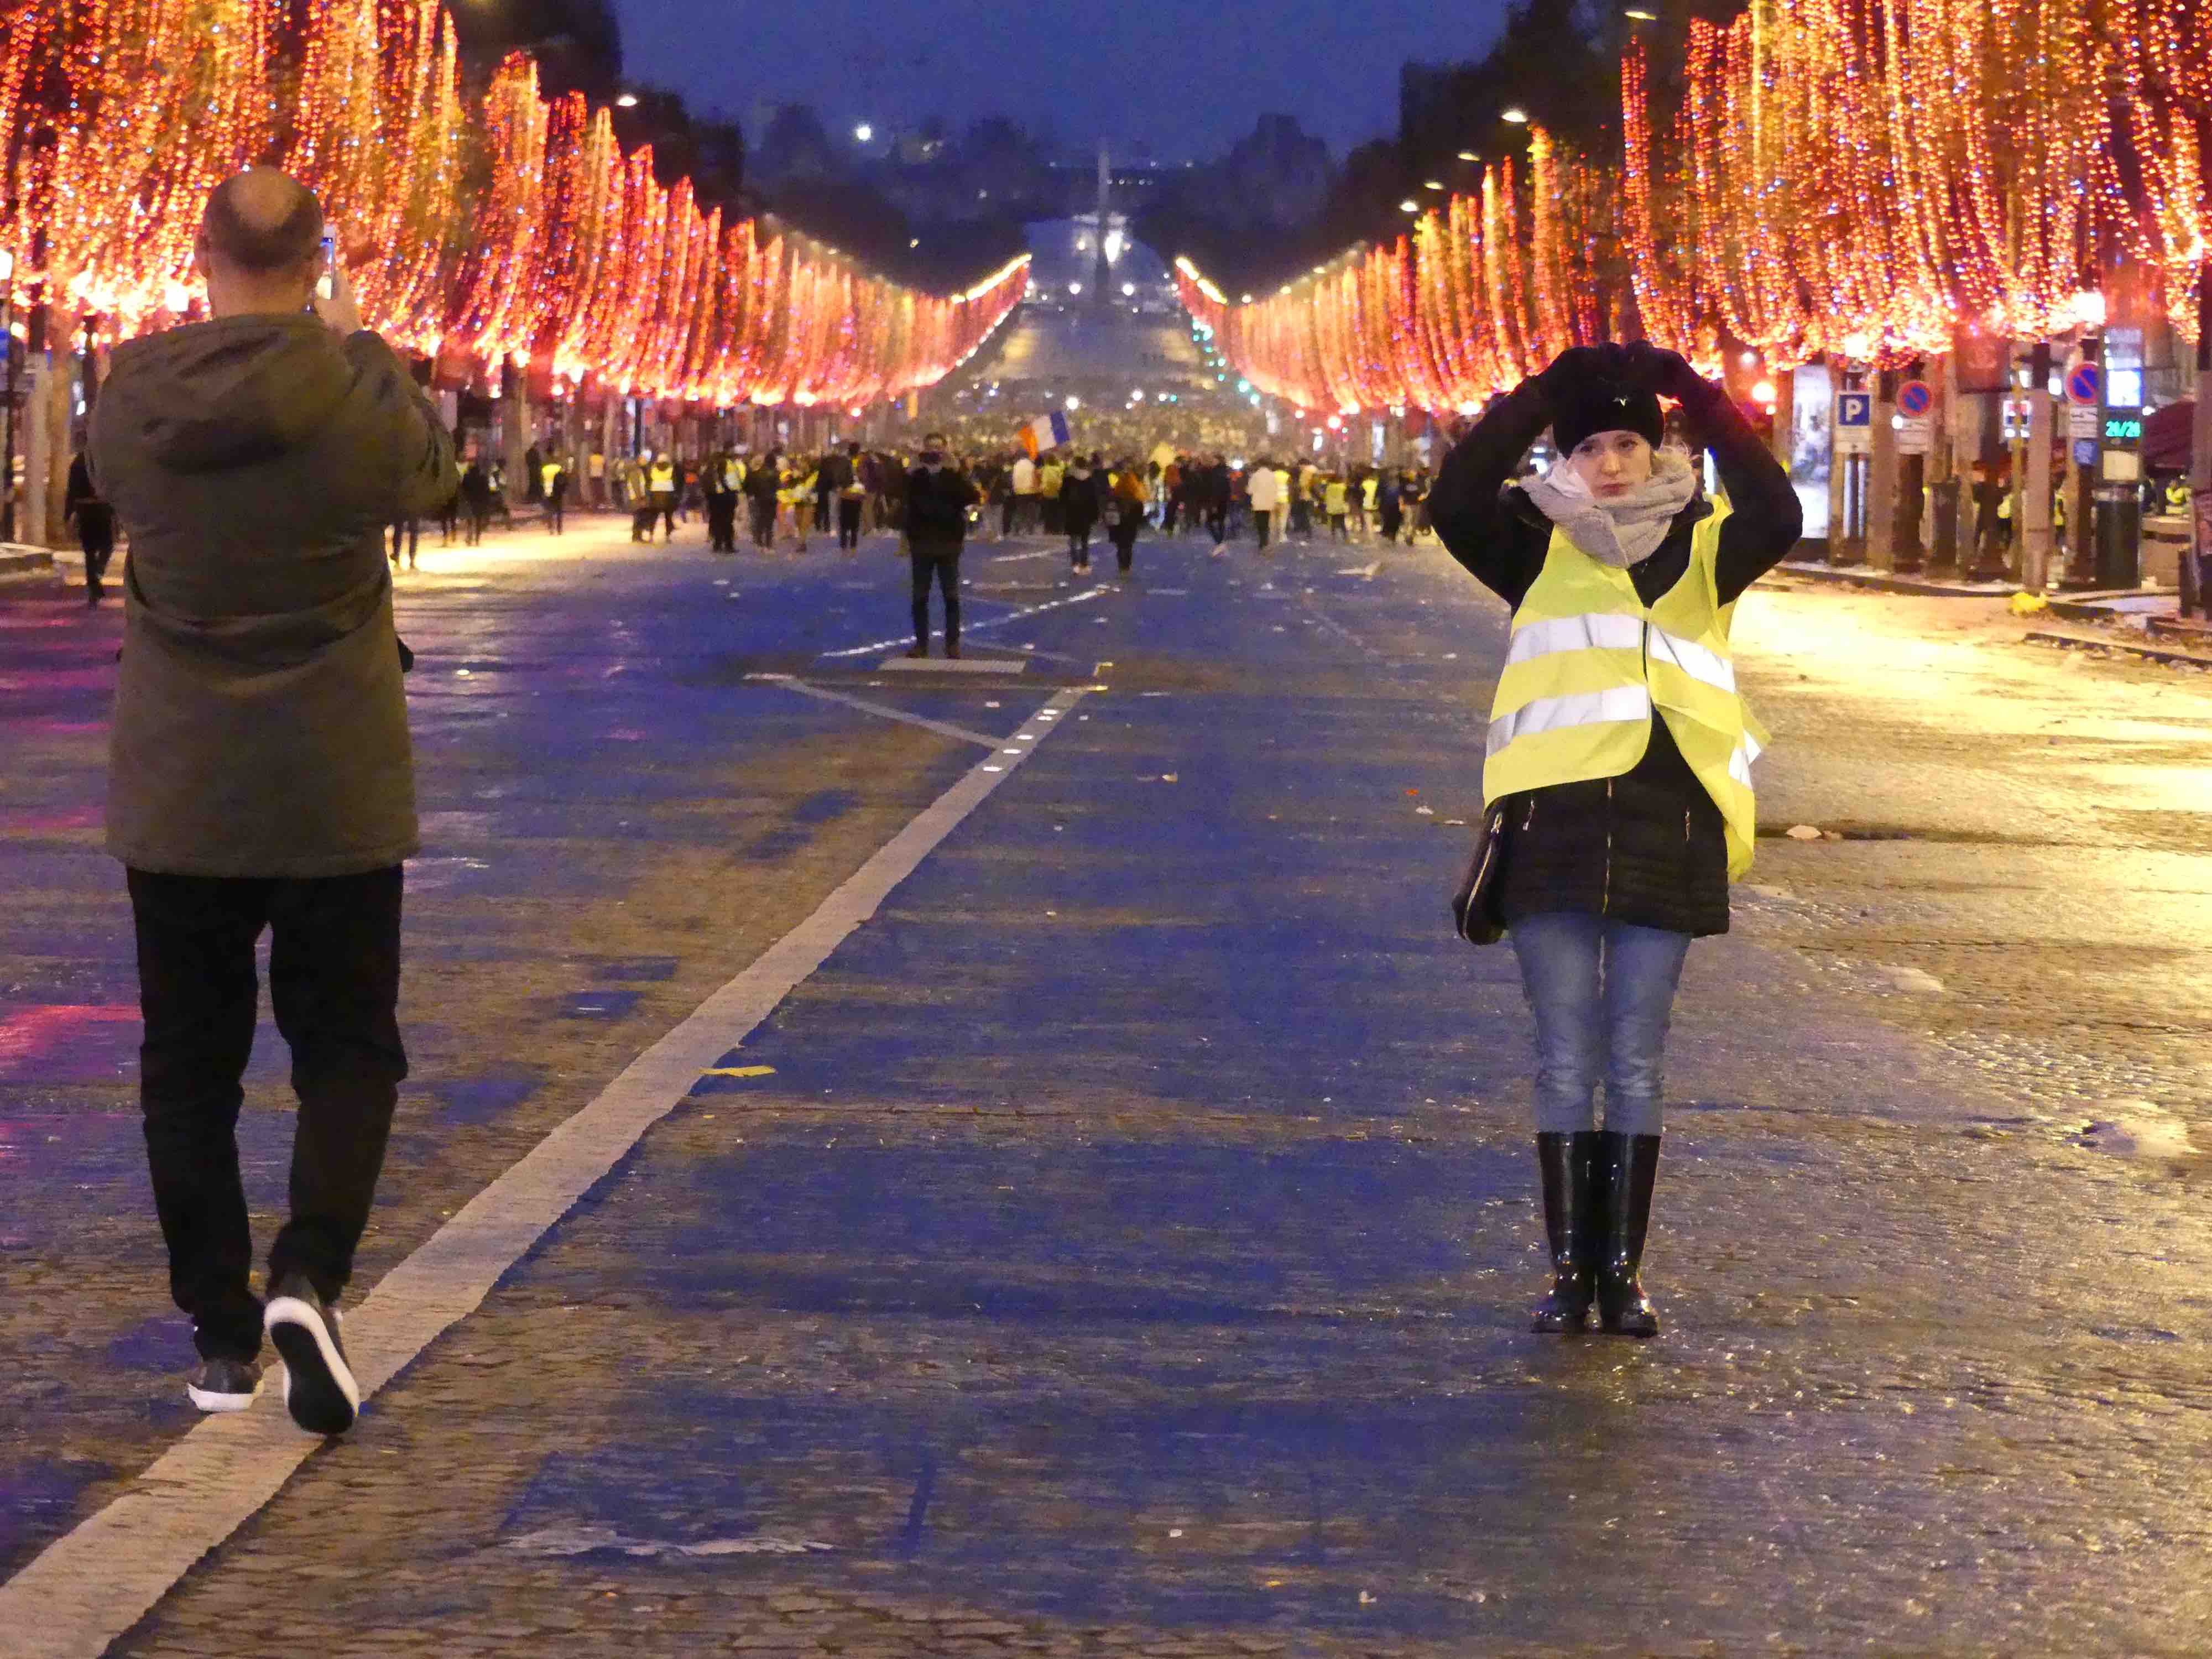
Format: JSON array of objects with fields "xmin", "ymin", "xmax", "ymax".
[{"xmin": 1837, "ymin": 393, "xmax": 1872, "ymax": 427}]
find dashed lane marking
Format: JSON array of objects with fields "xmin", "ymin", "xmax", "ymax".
[
  {"xmin": 0, "ymin": 685, "xmax": 1089, "ymax": 1659},
  {"xmin": 745, "ymin": 674, "xmax": 999, "ymax": 747}
]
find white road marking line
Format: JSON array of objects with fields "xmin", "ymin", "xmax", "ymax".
[
  {"xmin": 0, "ymin": 686, "xmax": 1088, "ymax": 1659},
  {"xmin": 815, "ymin": 585, "xmax": 1107, "ymax": 660},
  {"xmin": 744, "ymin": 675, "xmax": 999, "ymax": 747}
]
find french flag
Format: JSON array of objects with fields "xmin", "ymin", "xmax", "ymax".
[{"xmin": 1018, "ymin": 410, "xmax": 1073, "ymax": 458}]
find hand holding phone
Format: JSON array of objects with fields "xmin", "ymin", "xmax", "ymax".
[
  {"xmin": 310, "ymin": 234, "xmax": 363, "ymax": 336},
  {"xmin": 315, "ymin": 231, "xmax": 336, "ymax": 301}
]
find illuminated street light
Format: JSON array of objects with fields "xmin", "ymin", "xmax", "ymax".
[
  {"xmin": 853, "ymin": 123, "xmax": 873, "ymax": 143},
  {"xmin": 1068, "ymin": 281, "xmax": 1082, "ymax": 295},
  {"xmin": 1624, "ymin": 7, "xmax": 1657, "ymax": 18},
  {"xmin": 1065, "ymin": 395, "xmax": 1081, "ymax": 410},
  {"xmin": 1502, "ymin": 106, "xmax": 1529, "ymax": 123},
  {"xmin": 614, "ymin": 92, "xmax": 638, "ymax": 108},
  {"xmin": 1121, "ymin": 281, "xmax": 1136, "ymax": 296},
  {"xmin": 2069, "ymin": 290, "xmax": 2106, "ymax": 328},
  {"xmin": 1400, "ymin": 200, "xmax": 1420, "ymax": 213},
  {"xmin": 1752, "ymin": 379, "xmax": 1778, "ymax": 405},
  {"xmin": 1456, "ymin": 150, "xmax": 1478, "ymax": 161},
  {"xmin": 1424, "ymin": 180, "xmax": 1444, "ymax": 191}
]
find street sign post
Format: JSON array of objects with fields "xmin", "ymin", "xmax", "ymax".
[
  {"xmin": 1896, "ymin": 418, "xmax": 1932, "ymax": 455},
  {"xmin": 2065, "ymin": 361, "xmax": 2103, "ymax": 408},
  {"xmin": 1835, "ymin": 390, "xmax": 1872, "ymax": 455},
  {"xmin": 2068, "ymin": 405, "xmax": 2102, "ymax": 439}
]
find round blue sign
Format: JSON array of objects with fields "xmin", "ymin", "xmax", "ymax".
[
  {"xmin": 2072, "ymin": 438, "xmax": 2100, "ymax": 467},
  {"xmin": 2065, "ymin": 362, "xmax": 2103, "ymax": 406},
  {"xmin": 1896, "ymin": 380, "xmax": 1933, "ymax": 417}
]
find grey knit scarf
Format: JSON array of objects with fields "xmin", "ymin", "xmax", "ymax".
[{"xmin": 1523, "ymin": 447, "xmax": 1700, "ymax": 568}]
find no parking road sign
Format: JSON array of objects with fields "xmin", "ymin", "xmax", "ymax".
[
  {"xmin": 2065, "ymin": 362, "xmax": 2103, "ymax": 407},
  {"xmin": 1896, "ymin": 380, "xmax": 1933, "ymax": 418}
]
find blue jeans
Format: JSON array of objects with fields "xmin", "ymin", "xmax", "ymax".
[{"xmin": 1509, "ymin": 912, "xmax": 1692, "ymax": 1136}]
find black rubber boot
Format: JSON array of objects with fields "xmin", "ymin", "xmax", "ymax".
[
  {"xmin": 1596, "ymin": 1131, "xmax": 1662, "ymax": 1337},
  {"xmin": 1530, "ymin": 1131, "xmax": 1601, "ymax": 1333}
]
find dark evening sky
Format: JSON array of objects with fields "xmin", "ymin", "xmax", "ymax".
[{"xmin": 611, "ymin": 0, "xmax": 1509, "ymax": 163}]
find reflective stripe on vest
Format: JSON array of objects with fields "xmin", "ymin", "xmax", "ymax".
[{"xmin": 1484, "ymin": 500, "xmax": 1764, "ymax": 879}]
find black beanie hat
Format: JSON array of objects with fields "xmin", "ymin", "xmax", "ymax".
[{"xmin": 1551, "ymin": 380, "xmax": 1665, "ymax": 458}]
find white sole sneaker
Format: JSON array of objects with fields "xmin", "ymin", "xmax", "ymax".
[
  {"xmin": 185, "ymin": 1378, "xmax": 259, "ymax": 1413},
  {"xmin": 265, "ymin": 1293, "xmax": 360, "ymax": 1436}
]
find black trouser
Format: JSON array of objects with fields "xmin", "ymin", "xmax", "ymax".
[
  {"xmin": 127, "ymin": 865, "xmax": 406, "ymax": 1360},
  {"xmin": 390, "ymin": 518, "xmax": 419, "ymax": 565},
  {"xmin": 838, "ymin": 497, "xmax": 863, "ymax": 549},
  {"xmin": 652, "ymin": 493, "xmax": 677, "ymax": 539},
  {"xmin": 1068, "ymin": 518, "xmax": 1095, "ymax": 564},
  {"xmin": 910, "ymin": 540, "xmax": 961, "ymax": 649},
  {"xmin": 1206, "ymin": 505, "xmax": 1229, "ymax": 545},
  {"xmin": 1112, "ymin": 519, "xmax": 1140, "ymax": 572},
  {"xmin": 545, "ymin": 497, "xmax": 565, "ymax": 534},
  {"xmin": 77, "ymin": 507, "xmax": 115, "ymax": 598},
  {"xmin": 1000, "ymin": 495, "xmax": 1016, "ymax": 537},
  {"xmin": 1253, "ymin": 509, "xmax": 1272, "ymax": 549},
  {"xmin": 749, "ymin": 496, "xmax": 776, "ymax": 547},
  {"xmin": 707, "ymin": 495, "xmax": 738, "ymax": 551},
  {"xmin": 466, "ymin": 504, "xmax": 488, "ymax": 545}
]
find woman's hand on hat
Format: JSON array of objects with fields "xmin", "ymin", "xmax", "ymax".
[
  {"xmin": 1619, "ymin": 341, "xmax": 1707, "ymax": 400},
  {"xmin": 1535, "ymin": 345, "xmax": 1615, "ymax": 399}
]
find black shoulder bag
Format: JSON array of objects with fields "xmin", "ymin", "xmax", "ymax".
[{"xmin": 1449, "ymin": 804, "xmax": 1509, "ymax": 945}]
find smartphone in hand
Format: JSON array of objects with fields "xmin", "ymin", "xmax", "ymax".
[{"xmin": 316, "ymin": 231, "xmax": 336, "ymax": 301}]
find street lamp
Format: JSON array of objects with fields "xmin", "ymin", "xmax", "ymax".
[
  {"xmin": 1623, "ymin": 8, "xmax": 1657, "ymax": 19},
  {"xmin": 614, "ymin": 92, "xmax": 638, "ymax": 108},
  {"xmin": 1399, "ymin": 200, "xmax": 1420, "ymax": 213},
  {"xmin": 853, "ymin": 123, "xmax": 873, "ymax": 144},
  {"xmin": 1501, "ymin": 106, "xmax": 1529, "ymax": 124}
]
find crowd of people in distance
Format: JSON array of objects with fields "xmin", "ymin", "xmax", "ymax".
[
  {"xmin": 960, "ymin": 448, "xmax": 1438, "ymax": 570},
  {"xmin": 377, "ymin": 431, "xmax": 1441, "ymax": 576}
]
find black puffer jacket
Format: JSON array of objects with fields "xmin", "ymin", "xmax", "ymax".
[{"xmin": 1428, "ymin": 372, "xmax": 1803, "ymax": 937}]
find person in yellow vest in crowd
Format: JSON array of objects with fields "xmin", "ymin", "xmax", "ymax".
[
  {"xmin": 646, "ymin": 452, "xmax": 678, "ymax": 542},
  {"xmin": 623, "ymin": 455, "xmax": 651, "ymax": 542},
  {"xmin": 2164, "ymin": 474, "xmax": 2192, "ymax": 517},
  {"xmin": 1428, "ymin": 340, "xmax": 1803, "ymax": 1338},
  {"xmin": 1037, "ymin": 453, "xmax": 1066, "ymax": 537}
]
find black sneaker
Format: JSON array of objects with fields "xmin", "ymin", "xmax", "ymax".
[
  {"xmin": 185, "ymin": 1355, "xmax": 263, "ymax": 1413},
  {"xmin": 265, "ymin": 1274, "xmax": 359, "ymax": 1435}
]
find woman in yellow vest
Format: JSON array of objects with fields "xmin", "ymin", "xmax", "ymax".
[{"xmin": 1430, "ymin": 341, "xmax": 1802, "ymax": 1337}]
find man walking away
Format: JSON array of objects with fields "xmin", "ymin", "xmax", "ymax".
[
  {"xmin": 523, "ymin": 439, "xmax": 544, "ymax": 507},
  {"xmin": 905, "ymin": 430, "xmax": 977, "ymax": 659},
  {"xmin": 65, "ymin": 448, "xmax": 116, "ymax": 604},
  {"xmin": 90, "ymin": 167, "xmax": 458, "ymax": 1434},
  {"xmin": 388, "ymin": 515, "xmax": 419, "ymax": 570},
  {"xmin": 460, "ymin": 453, "xmax": 492, "ymax": 545},
  {"xmin": 1248, "ymin": 453, "xmax": 1279, "ymax": 551},
  {"xmin": 648, "ymin": 452, "xmax": 677, "ymax": 541},
  {"xmin": 835, "ymin": 441, "xmax": 867, "ymax": 551},
  {"xmin": 1010, "ymin": 450, "xmax": 1038, "ymax": 535},
  {"xmin": 542, "ymin": 454, "xmax": 567, "ymax": 535},
  {"xmin": 1107, "ymin": 459, "xmax": 1147, "ymax": 576},
  {"xmin": 746, "ymin": 449, "xmax": 781, "ymax": 549}
]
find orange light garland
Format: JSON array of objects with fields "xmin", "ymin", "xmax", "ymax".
[
  {"xmin": 0, "ymin": 0, "xmax": 1024, "ymax": 406},
  {"xmin": 1184, "ymin": 0, "xmax": 2187, "ymax": 413}
]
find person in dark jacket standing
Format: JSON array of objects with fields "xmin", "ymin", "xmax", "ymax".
[
  {"xmin": 825, "ymin": 441, "xmax": 865, "ymax": 551},
  {"xmin": 1428, "ymin": 340, "xmax": 1801, "ymax": 1340},
  {"xmin": 1062, "ymin": 452, "xmax": 1102, "ymax": 573},
  {"xmin": 65, "ymin": 449, "xmax": 116, "ymax": 604},
  {"xmin": 90, "ymin": 168, "xmax": 458, "ymax": 1433},
  {"xmin": 904, "ymin": 430, "xmax": 978, "ymax": 658}
]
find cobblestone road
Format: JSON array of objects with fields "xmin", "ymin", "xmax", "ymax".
[{"xmin": 6, "ymin": 514, "xmax": 2212, "ymax": 1656}]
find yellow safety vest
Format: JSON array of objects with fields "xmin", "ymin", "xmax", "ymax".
[{"xmin": 1484, "ymin": 502, "xmax": 1767, "ymax": 880}]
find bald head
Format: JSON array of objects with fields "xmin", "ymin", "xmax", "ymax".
[{"xmin": 201, "ymin": 168, "xmax": 322, "ymax": 277}]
